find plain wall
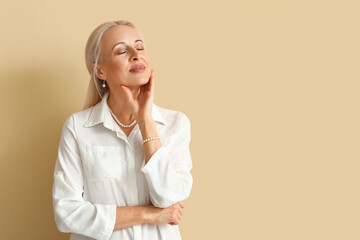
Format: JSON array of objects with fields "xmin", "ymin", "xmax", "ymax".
[{"xmin": 0, "ymin": 0, "xmax": 359, "ymax": 239}]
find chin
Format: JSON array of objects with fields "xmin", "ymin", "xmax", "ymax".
[{"xmin": 126, "ymin": 76, "xmax": 149, "ymax": 87}]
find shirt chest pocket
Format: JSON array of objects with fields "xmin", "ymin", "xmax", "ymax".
[{"xmin": 85, "ymin": 145, "xmax": 127, "ymax": 182}]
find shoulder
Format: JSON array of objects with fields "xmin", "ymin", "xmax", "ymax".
[
  {"xmin": 62, "ymin": 107, "xmax": 95, "ymax": 129},
  {"xmin": 155, "ymin": 104, "xmax": 191, "ymax": 126},
  {"xmin": 155, "ymin": 105, "xmax": 191, "ymax": 143}
]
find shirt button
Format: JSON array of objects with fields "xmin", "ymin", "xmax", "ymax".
[{"xmin": 56, "ymin": 171, "xmax": 63, "ymax": 175}]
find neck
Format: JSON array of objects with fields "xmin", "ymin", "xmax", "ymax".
[{"xmin": 107, "ymin": 87, "xmax": 140, "ymax": 124}]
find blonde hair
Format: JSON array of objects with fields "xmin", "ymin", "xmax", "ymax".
[{"xmin": 83, "ymin": 20, "xmax": 140, "ymax": 110}]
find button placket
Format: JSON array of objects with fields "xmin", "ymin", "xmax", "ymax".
[
  {"xmin": 115, "ymin": 128, "xmax": 143, "ymax": 239},
  {"xmin": 124, "ymin": 141, "xmax": 142, "ymax": 240},
  {"xmin": 125, "ymin": 142, "xmax": 139, "ymax": 205}
]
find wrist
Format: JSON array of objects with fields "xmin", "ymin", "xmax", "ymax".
[
  {"xmin": 142, "ymin": 205, "xmax": 159, "ymax": 224},
  {"xmin": 139, "ymin": 118, "xmax": 158, "ymax": 140},
  {"xmin": 141, "ymin": 205, "xmax": 154, "ymax": 224},
  {"xmin": 138, "ymin": 116, "xmax": 155, "ymax": 128}
]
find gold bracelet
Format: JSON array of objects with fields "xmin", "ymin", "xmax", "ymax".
[{"xmin": 142, "ymin": 136, "xmax": 161, "ymax": 144}]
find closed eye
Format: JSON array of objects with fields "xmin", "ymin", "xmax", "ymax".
[{"xmin": 118, "ymin": 48, "xmax": 144, "ymax": 55}]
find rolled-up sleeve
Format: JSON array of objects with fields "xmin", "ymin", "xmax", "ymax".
[
  {"xmin": 52, "ymin": 115, "xmax": 116, "ymax": 240},
  {"xmin": 140, "ymin": 113, "xmax": 193, "ymax": 208}
]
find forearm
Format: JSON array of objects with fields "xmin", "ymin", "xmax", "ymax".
[
  {"xmin": 138, "ymin": 117, "xmax": 162, "ymax": 164},
  {"xmin": 114, "ymin": 205, "xmax": 161, "ymax": 230},
  {"xmin": 139, "ymin": 113, "xmax": 193, "ymax": 208}
]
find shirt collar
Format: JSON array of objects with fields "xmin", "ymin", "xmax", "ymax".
[{"xmin": 83, "ymin": 91, "xmax": 167, "ymax": 128}]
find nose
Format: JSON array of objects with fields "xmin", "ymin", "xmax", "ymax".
[
  {"xmin": 130, "ymin": 48, "xmax": 142, "ymax": 61},
  {"xmin": 131, "ymin": 55, "xmax": 139, "ymax": 61}
]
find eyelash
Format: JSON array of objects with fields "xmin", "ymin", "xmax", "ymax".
[{"xmin": 118, "ymin": 48, "xmax": 144, "ymax": 55}]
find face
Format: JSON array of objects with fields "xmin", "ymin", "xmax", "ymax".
[{"xmin": 96, "ymin": 25, "xmax": 151, "ymax": 89}]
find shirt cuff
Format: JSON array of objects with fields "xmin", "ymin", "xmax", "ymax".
[
  {"xmin": 99, "ymin": 204, "xmax": 117, "ymax": 240},
  {"xmin": 140, "ymin": 145, "xmax": 168, "ymax": 174}
]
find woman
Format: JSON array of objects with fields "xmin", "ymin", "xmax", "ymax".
[{"xmin": 52, "ymin": 20, "xmax": 193, "ymax": 240}]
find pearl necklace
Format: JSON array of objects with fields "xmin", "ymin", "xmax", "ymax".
[{"xmin": 109, "ymin": 108, "xmax": 137, "ymax": 128}]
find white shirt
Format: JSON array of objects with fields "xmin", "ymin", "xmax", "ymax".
[{"xmin": 52, "ymin": 91, "xmax": 193, "ymax": 240}]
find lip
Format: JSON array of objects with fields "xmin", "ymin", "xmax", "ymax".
[{"xmin": 129, "ymin": 64, "xmax": 146, "ymax": 72}]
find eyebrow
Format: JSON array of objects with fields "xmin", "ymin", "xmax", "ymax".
[{"xmin": 112, "ymin": 39, "xmax": 144, "ymax": 51}]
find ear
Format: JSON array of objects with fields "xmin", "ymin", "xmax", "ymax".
[{"xmin": 92, "ymin": 63, "xmax": 107, "ymax": 80}]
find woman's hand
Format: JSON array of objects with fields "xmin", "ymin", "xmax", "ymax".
[
  {"xmin": 147, "ymin": 201, "xmax": 186, "ymax": 225},
  {"xmin": 120, "ymin": 68, "xmax": 155, "ymax": 122}
]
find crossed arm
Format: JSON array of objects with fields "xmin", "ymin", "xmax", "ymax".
[
  {"xmin": 112, "ymin": 116, "xmax": 187, "ymax": 230},
  {"xmin": 53, "ymin": 113, "xmax": 192, "ymax": 239},
  {"xmin": 113, "ymin": 201, "xmax": 185, "ymax": 230}
]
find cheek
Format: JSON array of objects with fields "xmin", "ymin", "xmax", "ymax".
[
  {"xmin": 143, "ymin": 53, "xmax": 151, "ymax": 63},
  {"xmin": 108, "ymin": 60, "xmax": 126, "ymax": 73}
]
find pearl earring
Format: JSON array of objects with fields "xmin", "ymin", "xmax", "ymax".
[{"xmin": 102, "ymin": 80, "xmax": 106, "ymax": 88}]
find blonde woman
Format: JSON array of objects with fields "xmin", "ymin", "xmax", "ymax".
[{"xmin": 52, "ymin": 20, "xmax": 193, "ymax": 240}]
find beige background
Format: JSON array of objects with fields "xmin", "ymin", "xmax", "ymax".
[{"xmin": 1, "ymin": 0, "xmax": 359, "ymax": 239}]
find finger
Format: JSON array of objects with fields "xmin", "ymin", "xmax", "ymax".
[
  {"xmin": 174, "ymin": 217, "xmax": 180, "ymax": 225},
  {"xmin": 149, "ymin": 68, "xmax": 154, "ymax": 80},
  {"xmin": 146, "ymin": 68, "xmax": 155, "ymax": 93},
  {"xmin": 120, "ymin": 84, "xmax": 134, "ymax": 102},
  {"xmin": 173, "ymin": 203, "xmax": 181, "ymax": 211},
  {"xmin": 172, "ymin": 201, "xmax": 183, "ymax": 209},
  {"xmin": 175, "ymin": 209, "xmax": 182, "ymax": 220},
  {"xmin": 176, "ymin": 212, "xmax": 182, "ymax": 222},
  {"xmin": 169, "ymin": 215, "xmax": 178, "ymax": 225},
  {"xmin": 141, "ymin": 69, "xmax": 152, "ymax": 91},
  {"xmin": 175, "ymin": 204, "xmax": 183, "ymax": 213},
  {"xmin": 178, "ymin": 207, "xmax": 184, "ymax": 216},
  {"xmin": 178, "ymin": 201, "xmax": 186, "ymax": 208}
]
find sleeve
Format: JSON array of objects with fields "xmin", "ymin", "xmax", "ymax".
[
  {"xmin": 140, "ymin": 113, "xmax": 193, "ymax": 208},
  {"xmin": 52, "ymin": 115, "xmax": 117, "ymax": 240}
]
